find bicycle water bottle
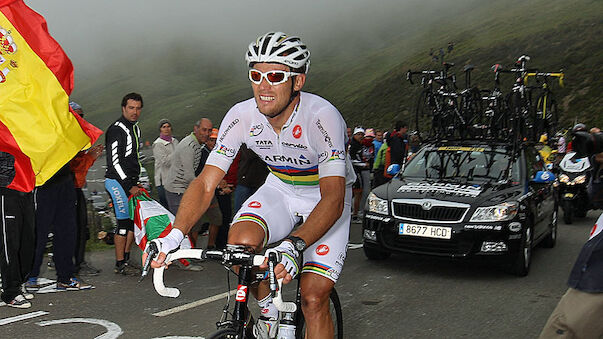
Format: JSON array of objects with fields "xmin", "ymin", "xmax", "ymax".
[{"xmin": 276, "ymin": 312, "xmax": 296, "ymax": 339}]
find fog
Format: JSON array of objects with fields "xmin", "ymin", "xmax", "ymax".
[{"xmin": 25, "ymin": 0, "xmax": 460, "ymax": 77}]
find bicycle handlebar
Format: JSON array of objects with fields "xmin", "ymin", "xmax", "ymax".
[{"xmin": 150, "ymin": 247, "xmax": 297, "ymax": 313}]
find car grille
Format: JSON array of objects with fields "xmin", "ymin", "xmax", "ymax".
[{"xmin": 392, "ymin": 202, "xmax": 468, "ymax": 222}]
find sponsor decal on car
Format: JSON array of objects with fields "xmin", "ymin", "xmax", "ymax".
[
  {"xmin": 292, "ymin": 125, "xmax": 302, "ymax": 139},
  {"xmin": 236, "ymin": 284, "xmax": 247, "ymax": 302},
  {"xmin": 464, "ymin": 224, "xmax": 503, "ymax": 230},
  {"xmin": 316, "ymin": 244, "xmax": 330, "ymax": 255},
  {"xmin": 437, "ymin": 146, "xmax": 486, "ymax": 152},
  {"xmin": 248, "ymin": 201, "xmax": 261, "ymax": 208},
  {"xmin": 396, "ymin": 182, "xmax": 482, "ymax": 197},
  {"xmin": 364, "ymin": 214, "xmax": 392, "ymax": 222}
]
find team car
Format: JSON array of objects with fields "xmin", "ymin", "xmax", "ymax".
[{"xmin": 362, "ymin": 141, "xmax": 558, "ymax": 276}]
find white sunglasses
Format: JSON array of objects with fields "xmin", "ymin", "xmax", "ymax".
[{"xmin": 248, "ymin": 69, "xmax": 301, "ymax": 86}]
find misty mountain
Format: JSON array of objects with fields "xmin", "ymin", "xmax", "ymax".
[{"xmin": 59, "ymin": 0, "xmax": 601, "ymax": 141}]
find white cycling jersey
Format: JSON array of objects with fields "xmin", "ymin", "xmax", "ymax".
[
  {"xmin": 206, "ymin": 92, "xmax": 355, "ymax": 282},
  {"xmin": 207, "ymin": 92, "xmax": 355, "ymax": 187}
]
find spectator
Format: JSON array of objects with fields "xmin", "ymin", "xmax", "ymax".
[
  {"xmin": 373, "ymin": 129, "xmax": 384, "ymax": 153},
  {"xmin": 361, "ymin": 128, "xmax": 376, "ymax": 211},
  {"xmin": 372, "ymin": 133, "xmax": 389, "ymax": 188},
  {"xmin": 349, "ymin": 127, "xmax": 370, "ymax": 223},
  {"xmin": 164, "ymin": 118, "xmax": 222, "ymax": 251},
  {"xmin": 409, "ymin": 131, "xmax": 421, "ymax": 154},
  {"xmin": 0, "ymin": 151, "xmax": 35, "ymax": 308},
  {"xmin": 104, "ymin": 92, "xmax": 144, "ymax": 276},
  {"xmin": 152, "ymin": 118, "xmax": 179, "ymax": 209},
  {"xmin": 233, "ymin": 144, "xmax": 269, "ymax": 214},
  {"xmin": 26, "ymin": 164, "xmax": 93, "ymax": 291},
  {"xmin": 209, "ymin": 128, "xmax": 235, "ymax": 249},
  {"xmin": 346, "ymin": 127, "xmax": 353, "ymax": 148},
  {"xmin": 388, "ymin": 121, "xmax": 409, "ymax": 165},
  {"xmin": 68, "ymin": 101, "xmax": 103, "ymax": 276}
]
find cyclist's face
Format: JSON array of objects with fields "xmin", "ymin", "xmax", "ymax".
[
  {"xmin": 122, "ymin": 99, "xmax": 142, "ymax": 123},
  {"xmin": 250, "ymin": 63, "xmax": 305, "ymax": 118}
]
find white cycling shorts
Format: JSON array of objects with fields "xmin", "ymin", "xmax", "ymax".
[{"xmin": 233, "ymin": 174, "xmax": 351, "ymax": 283}]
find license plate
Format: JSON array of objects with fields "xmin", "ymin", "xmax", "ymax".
[{"xmin": 399, "ymin": 223, "xmax": 452, "ymax": 239}]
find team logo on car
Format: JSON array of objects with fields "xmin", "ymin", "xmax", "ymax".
[
  {"xmin": 421, "ymin": 201, "xmax": 433, "ymax": 210},
  {"xmin": 236, "ymin": 284, "xmax": 247, "ymax": 302},
  {"xmin": 316, "ymin": 244, "xmax": 329, "ymax": 255},
  {"xmin": 248, "ymin": 201, "xmax": 261, "ymax": 208},
  {"xmin": 292, "ymin": 125, "xmax": 302, "ymax": 139}
]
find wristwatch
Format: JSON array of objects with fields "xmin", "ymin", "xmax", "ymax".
[{"xmin": 286, "ymin": 235, "xmax": 307, "ymax": 252}]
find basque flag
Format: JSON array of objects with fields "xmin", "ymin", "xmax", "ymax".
[{"xmin": 0, "ymin": 0, "xmax": 102, "ymax": 192}]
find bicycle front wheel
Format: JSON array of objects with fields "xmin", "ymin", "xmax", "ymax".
[
  {"xmin": 207, "ymin": 327, "xmax": 238, "ymax": 339},
  {"xmin": 295, "ymin": 288, "xmax": 343, "ymax": 339}
]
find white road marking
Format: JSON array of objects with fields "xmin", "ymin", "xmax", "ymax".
[
  {"xmin": 37, "ymin": 318, "xmax": 123, "ymax": 339},
  {"xmin": 0, "ymin": 311, "xmax": 49, "ymax": 326},
  {"xmin": 347, "ymin": 243, "xmax": 363, "ymax": 250},
  {"xmin": 151, "ymin": 337, "xmax": 204, "ymax": 339},
  {"xmin": 153, "ymin": 290, "xmax": 237, "ymax": 317}
]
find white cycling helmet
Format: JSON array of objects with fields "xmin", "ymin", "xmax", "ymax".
[{"xmin": 246, "ymin": 32, "xmax": 310, "ymax": 73}]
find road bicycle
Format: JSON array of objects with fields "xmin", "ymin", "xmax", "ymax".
[
  {"xmin": 148, "ymin": 244, "xmax": 344, "ymax": 339},
  {"xmin": 524, "ymin": 71, "xmax": 564, "ymax": 140}
]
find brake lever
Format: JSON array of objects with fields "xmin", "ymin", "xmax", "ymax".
[
  {"xmin": 139, "ymin": 241, "xmax": 159, "ymax": 282},
  {"xmin": 268, "ymin": 251, "xmax": 279, "ymax": 298}
]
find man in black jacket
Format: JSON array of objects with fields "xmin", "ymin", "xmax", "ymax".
[{"xmin": 104, "ymin": 92, "xmax": 144, "ymax": 275}]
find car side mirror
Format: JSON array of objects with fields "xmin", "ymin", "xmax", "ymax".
[
  {"xmin": 531, "ymin": 170, "xmax": 556, "ymax": 184},
  {"xmin": 387, "ymin": 164, "xmax": 401, "ymax": 176}
]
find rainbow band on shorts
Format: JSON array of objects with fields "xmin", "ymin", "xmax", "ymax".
[
  {"xmin": 235, "ymin": 212, "xmax": 269, "ymax": 246},
  {"xmin": 302, "ymin": 261, "xmax": 332, "ymax": 276}
]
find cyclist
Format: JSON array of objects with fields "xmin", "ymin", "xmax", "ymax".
[{"xmin": 150, "ymin": 32, "xmax": 354, "ymax": 338}]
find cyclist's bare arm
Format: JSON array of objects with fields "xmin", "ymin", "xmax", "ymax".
[{"xmin": 151, "ymin": 165, "xmax": 225, "ymax": 267}]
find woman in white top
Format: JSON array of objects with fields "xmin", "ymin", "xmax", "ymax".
[{"xmin": 152, "ymin": 119, "xmax": 179, "ymax": 208}]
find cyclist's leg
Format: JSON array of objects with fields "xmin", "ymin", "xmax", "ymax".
[
  {"xmin": 298, "ymin": 186, "xmax": 351, "ymax": 337},
  {"xmin": 300, "ymin": 273, "xmax": 335, "ymax": 338}
]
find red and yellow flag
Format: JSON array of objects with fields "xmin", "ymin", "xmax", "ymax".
[{"xmin": 0, "ymin": 0, "xmax": 102, "ymax": 192}]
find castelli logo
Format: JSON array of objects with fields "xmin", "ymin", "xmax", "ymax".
[
  {"xmin": 248, "ymin": 201, "xmax": 261, "ymax": 208},
  {"xmin": 316, "ymin": 244, "xmax": 329, "ymax": 256},
  {"xmin": 236, "ymin": 284, "xmax": 247, "ymax": 302},
  {"xmin": 292, "ymin": 125, "xmax": 302, "ymax": 139}
]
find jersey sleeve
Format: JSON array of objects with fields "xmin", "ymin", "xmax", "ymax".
[
  {"xmin": 309, "ymin": 106, "xmax": 347, "ymax": 179},
  {"xmin": 206, "ymin": 106, "xmax": 245, "ymax": 173}
]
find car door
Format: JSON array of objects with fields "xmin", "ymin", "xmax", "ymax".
[{"xmin": 526, "ymin": 147, "xmax": 554, "ymax": 239}]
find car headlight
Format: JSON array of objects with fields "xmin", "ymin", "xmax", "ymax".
[
  {"xmin": 559, "ymin": 174, "xmax": 569, "ymax": 183},
  {"xmin": 367, "ymin": 192, "xmax": 388, "ymax": 215},
  {"xmin": 470, "ymin": 202, "xmax": 518, "ymax": 222},
  {"xmin": 572, "ymin": 175, "xmax": 586, "ymax": 185}
]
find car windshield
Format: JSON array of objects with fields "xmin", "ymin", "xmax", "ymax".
[{"xmin": 401, "ymin": 145, "xmax": 520, "ymax": 183}]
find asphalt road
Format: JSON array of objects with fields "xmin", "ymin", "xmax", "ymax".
[{"xmin": 1, "ymin": 209, "xmax": 599, "ymax": 339}]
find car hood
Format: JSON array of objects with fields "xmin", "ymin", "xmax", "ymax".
[{"xmin": 374, "ymin": 178, "xmax": 523, "ymax": 206}]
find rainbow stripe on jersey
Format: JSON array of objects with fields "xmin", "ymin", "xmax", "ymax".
[
  {"xmin": 268, "ymin": 164, "xmax": 319, "ymax": 186},
  {"xmin": 235, "ymin": 212, "xmax": 269, "ymax": 245}
]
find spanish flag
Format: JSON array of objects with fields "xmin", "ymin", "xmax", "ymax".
[{"xmin": 0, "ymin": 0, "xmax": 102, "ymax": 192}]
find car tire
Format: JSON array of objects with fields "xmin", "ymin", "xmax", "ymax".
[
  {"xmin": 363, "ymin": 242, "xmax": 391, "ymax": 260},
  {"xmin": 509, "ymin": 223, "xmax": 532, "ymax": 277},
  {"xmin": 541, "ymin": 208, "xmax": 557, "ymax": 248},
  {"xmin": 562, "ymin": 200, "xmax": 573, "ymax": 224}
]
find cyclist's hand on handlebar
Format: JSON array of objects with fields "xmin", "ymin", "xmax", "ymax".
[
  {"xmin": 145, "ymin": 228, "xmax": 185, "ymax": 269},
  {"xmin": 261, "ymin": 241, "xmax": 300, "ymax": 284}
]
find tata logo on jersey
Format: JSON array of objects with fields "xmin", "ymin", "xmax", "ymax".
[
  {"xmin": 236, "ymin": 284, "xmax": 248, "ymax": 302},
  {"xmin": 255, "ymin": 140, "xmax": 273, "ymax": 149},
  {"xmin": 316, "ymin": 244, "xmax": 330, "ymax": 256},
  {"xmin": 263, "ymin": 154, "xmax": 311, "ymax": 166},
  {"xmin": 216, "ymin": 144, "xmax": 236, "ymax": 158},
  {"xmin": 248, "ymin": 201, "xmax": 261, "ymax": 208},
  {"xmin": 292, "ymin": 125, "xmax": 302, "ymax": 139},
  {"xmin": 249, "ymin": 124, "xmax": 264, "ymax": 137}
]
